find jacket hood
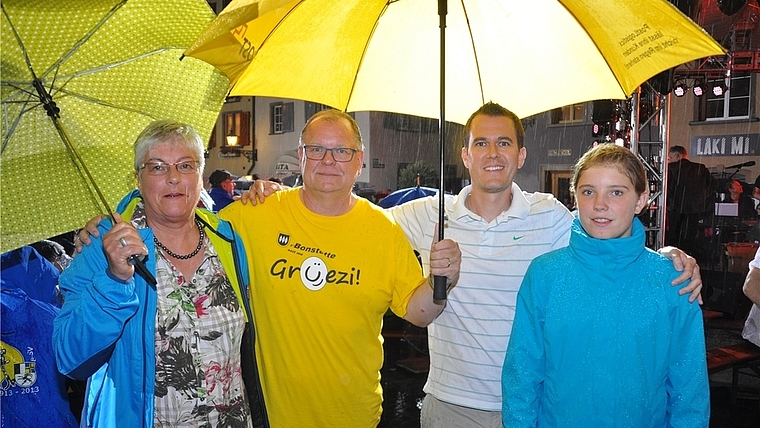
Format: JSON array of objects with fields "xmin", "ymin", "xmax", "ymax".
[{"xmin": 568, "ymin": 216, "xmax": 646, "ymax": 275}]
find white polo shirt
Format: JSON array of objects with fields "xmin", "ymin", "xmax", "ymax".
[{"xmin": 389, "ymin": 183, "xmax": 573, "ymax": 411}]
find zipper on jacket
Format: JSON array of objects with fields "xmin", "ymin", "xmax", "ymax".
[{"xmin": 142, "ymin": 270, "xmax": 151, "ymax": 428}]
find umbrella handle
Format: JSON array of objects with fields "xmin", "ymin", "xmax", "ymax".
[
  {"xmin": 433, "ymin": 275, "xmax": 447, "ymax": 300},
  {"xmin": 109, "ymin": 214, "xmax": 157, "ymax": 286},
  {"xmin": 128, "ymin": 254, "xmax": 157, "ymax": 286}
]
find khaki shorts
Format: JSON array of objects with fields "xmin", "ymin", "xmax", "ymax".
[{"xmin": 420, "ymin": 394, "xmax": 501, "ymax": 428}]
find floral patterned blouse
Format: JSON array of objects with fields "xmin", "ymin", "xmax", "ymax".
[{"xmin": 129, "ymin": 204, "xmax": 252, "ymax": 427}]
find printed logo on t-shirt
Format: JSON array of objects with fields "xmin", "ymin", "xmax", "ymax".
[
  {"xmin": 277, "ymin": 233, "xmax": 290, "ymax": 246},
  {"xmin": 271, "ymin": 237, "xmax": 362, "ymax": 290},
  {"xmin": 301, "ymin": 257, "xmax": 327, "ymax": 290}
]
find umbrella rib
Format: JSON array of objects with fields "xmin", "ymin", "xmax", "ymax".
[
  {"xmin": 39, "ymin": 0, "xmax": 128, "ymax": 80},
  {"xmin": 1, "ymin": 3, "xmax": 39, "ymax": 84},
  {"xmin": 53, "ymin": 48, "xmax": 188, "ymax": 81},
  {"xmin": 39, "ymin": 48, "xmax": 183, "ymax": 115},
  {"xmin": 54, "ymin": 88, "xmax": 157, "ymax": 118},
  {"xmin": 0, "ymin": 5, "xmax": 60, "ymax": 154},
  {"xmin": 1, "ymin": 81, "xmax": 38, "ymax": 102},
  {"xmin": 459, "ymin": 0, "xmax": 485, "ymax": 106},
  {"xmin": 1, "ymin": 94, "xmax": 40, "ymax": 153}
]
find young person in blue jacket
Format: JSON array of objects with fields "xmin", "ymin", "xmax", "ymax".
[{"xmin": 502, "ymin": 144, "xmax": 709, "ymax": 427}]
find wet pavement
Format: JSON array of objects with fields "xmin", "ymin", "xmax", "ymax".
[{"xmin": 378, "ymin": 315, "xmax": 759, "ymax": 428}]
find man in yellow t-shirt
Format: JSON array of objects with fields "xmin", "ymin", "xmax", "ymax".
[{"xmin": 220, "ymin": 110, "xmax": 460, "ymax": 427}]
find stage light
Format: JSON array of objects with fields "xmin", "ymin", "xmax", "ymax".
[
  {"xmin": 693, "ymin": 82, "xmax": 707, "ymax": 97},
  {"xmin": 673, "ymin": 82, "xmax": 687, "ymax": 97},
  {"xmin": 592, "ymin": 122, "xmax": 609, "ymax": 138},
  {"xmin": 712, "ymin": 82, "xmax": 728, "ymax": 96}
]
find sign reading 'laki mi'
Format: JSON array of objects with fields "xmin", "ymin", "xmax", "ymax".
[{"xmin": 690, "ymin": 133, "xmax": 759, "ymax": 156}]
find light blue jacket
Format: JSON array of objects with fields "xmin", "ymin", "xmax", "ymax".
[
  {"xmin": 502, "ymin": 218, "xmax": 709, "ymax": 427},
  {"xmin": 53, "ymin": 190, "xmax": 266, "ymax": 428}
]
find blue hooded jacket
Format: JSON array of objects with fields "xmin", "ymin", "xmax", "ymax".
[{"xmin": 503, "ymin": 217, "xmax": 709, "ymax": 427}]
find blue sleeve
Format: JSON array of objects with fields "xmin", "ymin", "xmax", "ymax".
[
  {"xmin": 234, "ymin": 232, "xmax": 250, "ymax": 287},
  {"xmin": 666, "ymin": 280, "xmax": 710, "ymax": 427},
  {"xmin": 52, "ymin": 222, "xmax": 140, "ymax": 380},
  {"xmin": 502, "ymin": 264, "xmax": 545, "ymax": 427},
  {"xmin": 215, "ymin": 194, "xmax": 235, "ymax": 212},
  {"xmin": 232, "ymin": 230, "xmax": 251, "ymax": 309}
]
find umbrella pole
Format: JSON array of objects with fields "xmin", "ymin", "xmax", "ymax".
[
  {"xmin": 433, "ymin": 0, "xmax": 447, "ymax": 301},
  {"xmin": 33, "ymin": 82, "xmax": 114, "ymax": 215},
  {"xmin": 31, "ymin": 78, "xmax": 157, "ymax": 286}
]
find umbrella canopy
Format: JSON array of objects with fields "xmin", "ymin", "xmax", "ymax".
[
  {"xmin": 185, "ymin": 0, "xmax": 725, "ymax": 124},
  {"xmin": 1, "ymin": 0, "xmax": 230, "ymax": 252},
  {"xmin": 378, "ymin": 186, "xmax": 438, "ymax": 209},
  {"xmin": 187, "ymin": 0, "xmax": 725, "ymax": 299}
]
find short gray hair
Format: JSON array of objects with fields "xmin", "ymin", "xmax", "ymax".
[
  {"xmin": 133, "ymin": 119, "xmax": 205, "ymax": 172},
  {"xmin": 300, "ymin": 110, "xmax": 364, "ymax": 151}
]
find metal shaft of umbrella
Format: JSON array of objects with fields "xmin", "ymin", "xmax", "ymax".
[
  {"xmin": 31, "ymin": 78, "xmax": 157, "ymax": 286},
  {"xmin": 31, "ymin": 78, "xmax": 112, "ymax": 215},
  {"xmin": 434, "ymin": 0, "xmax": 447, "ymax": 301}
]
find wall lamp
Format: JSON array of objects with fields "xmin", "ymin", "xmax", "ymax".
[
  {"xmin": 220, "ymin": 131, "xmax": 241, "ymax": 157},
  {"xmin": 225, "ymin": 133, "xmax": 239, "ymax": 147},
  {"xmin": 220, "ymin": 131, "xmax": 257, "ymax": 163}
]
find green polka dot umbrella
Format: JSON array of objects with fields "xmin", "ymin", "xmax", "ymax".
[{"xmin": 1, "ymin": 0, "xmax": 229, "ymax": 252}]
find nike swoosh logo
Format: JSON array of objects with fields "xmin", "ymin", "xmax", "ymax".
[{"xmin": 513, "ymin": 235, "xmax": 525, "ymax": 241}]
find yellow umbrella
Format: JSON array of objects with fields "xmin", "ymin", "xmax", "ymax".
[
  {"xmin": 185, "ymin": 0, "xmax": 725, "ymax": 297},
  {"xmin": 1, "ymin": 0, "xmax": 230, "ymax": 252},
  {"xmin": 186, "ymin": 0, "xmax": 725, "ymax": 124}
]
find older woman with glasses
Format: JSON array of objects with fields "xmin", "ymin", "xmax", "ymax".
[{"xmin": 53, "ymin": 120, "xmax": 267, "ymax": 428}]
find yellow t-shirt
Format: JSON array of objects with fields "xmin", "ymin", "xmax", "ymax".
[{"xmin": 219, "ymin": 188, "xmax": 426, "ymax": 427}]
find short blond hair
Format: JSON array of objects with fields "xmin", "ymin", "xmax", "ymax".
[{"xmin": 571, "ymin": 144, "xmax": 647, "ymax": 197}]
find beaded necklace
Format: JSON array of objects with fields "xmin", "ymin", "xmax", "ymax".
[{"xmin": 154, "ymin": 218, "xmax": 205, "ymax": 260}]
